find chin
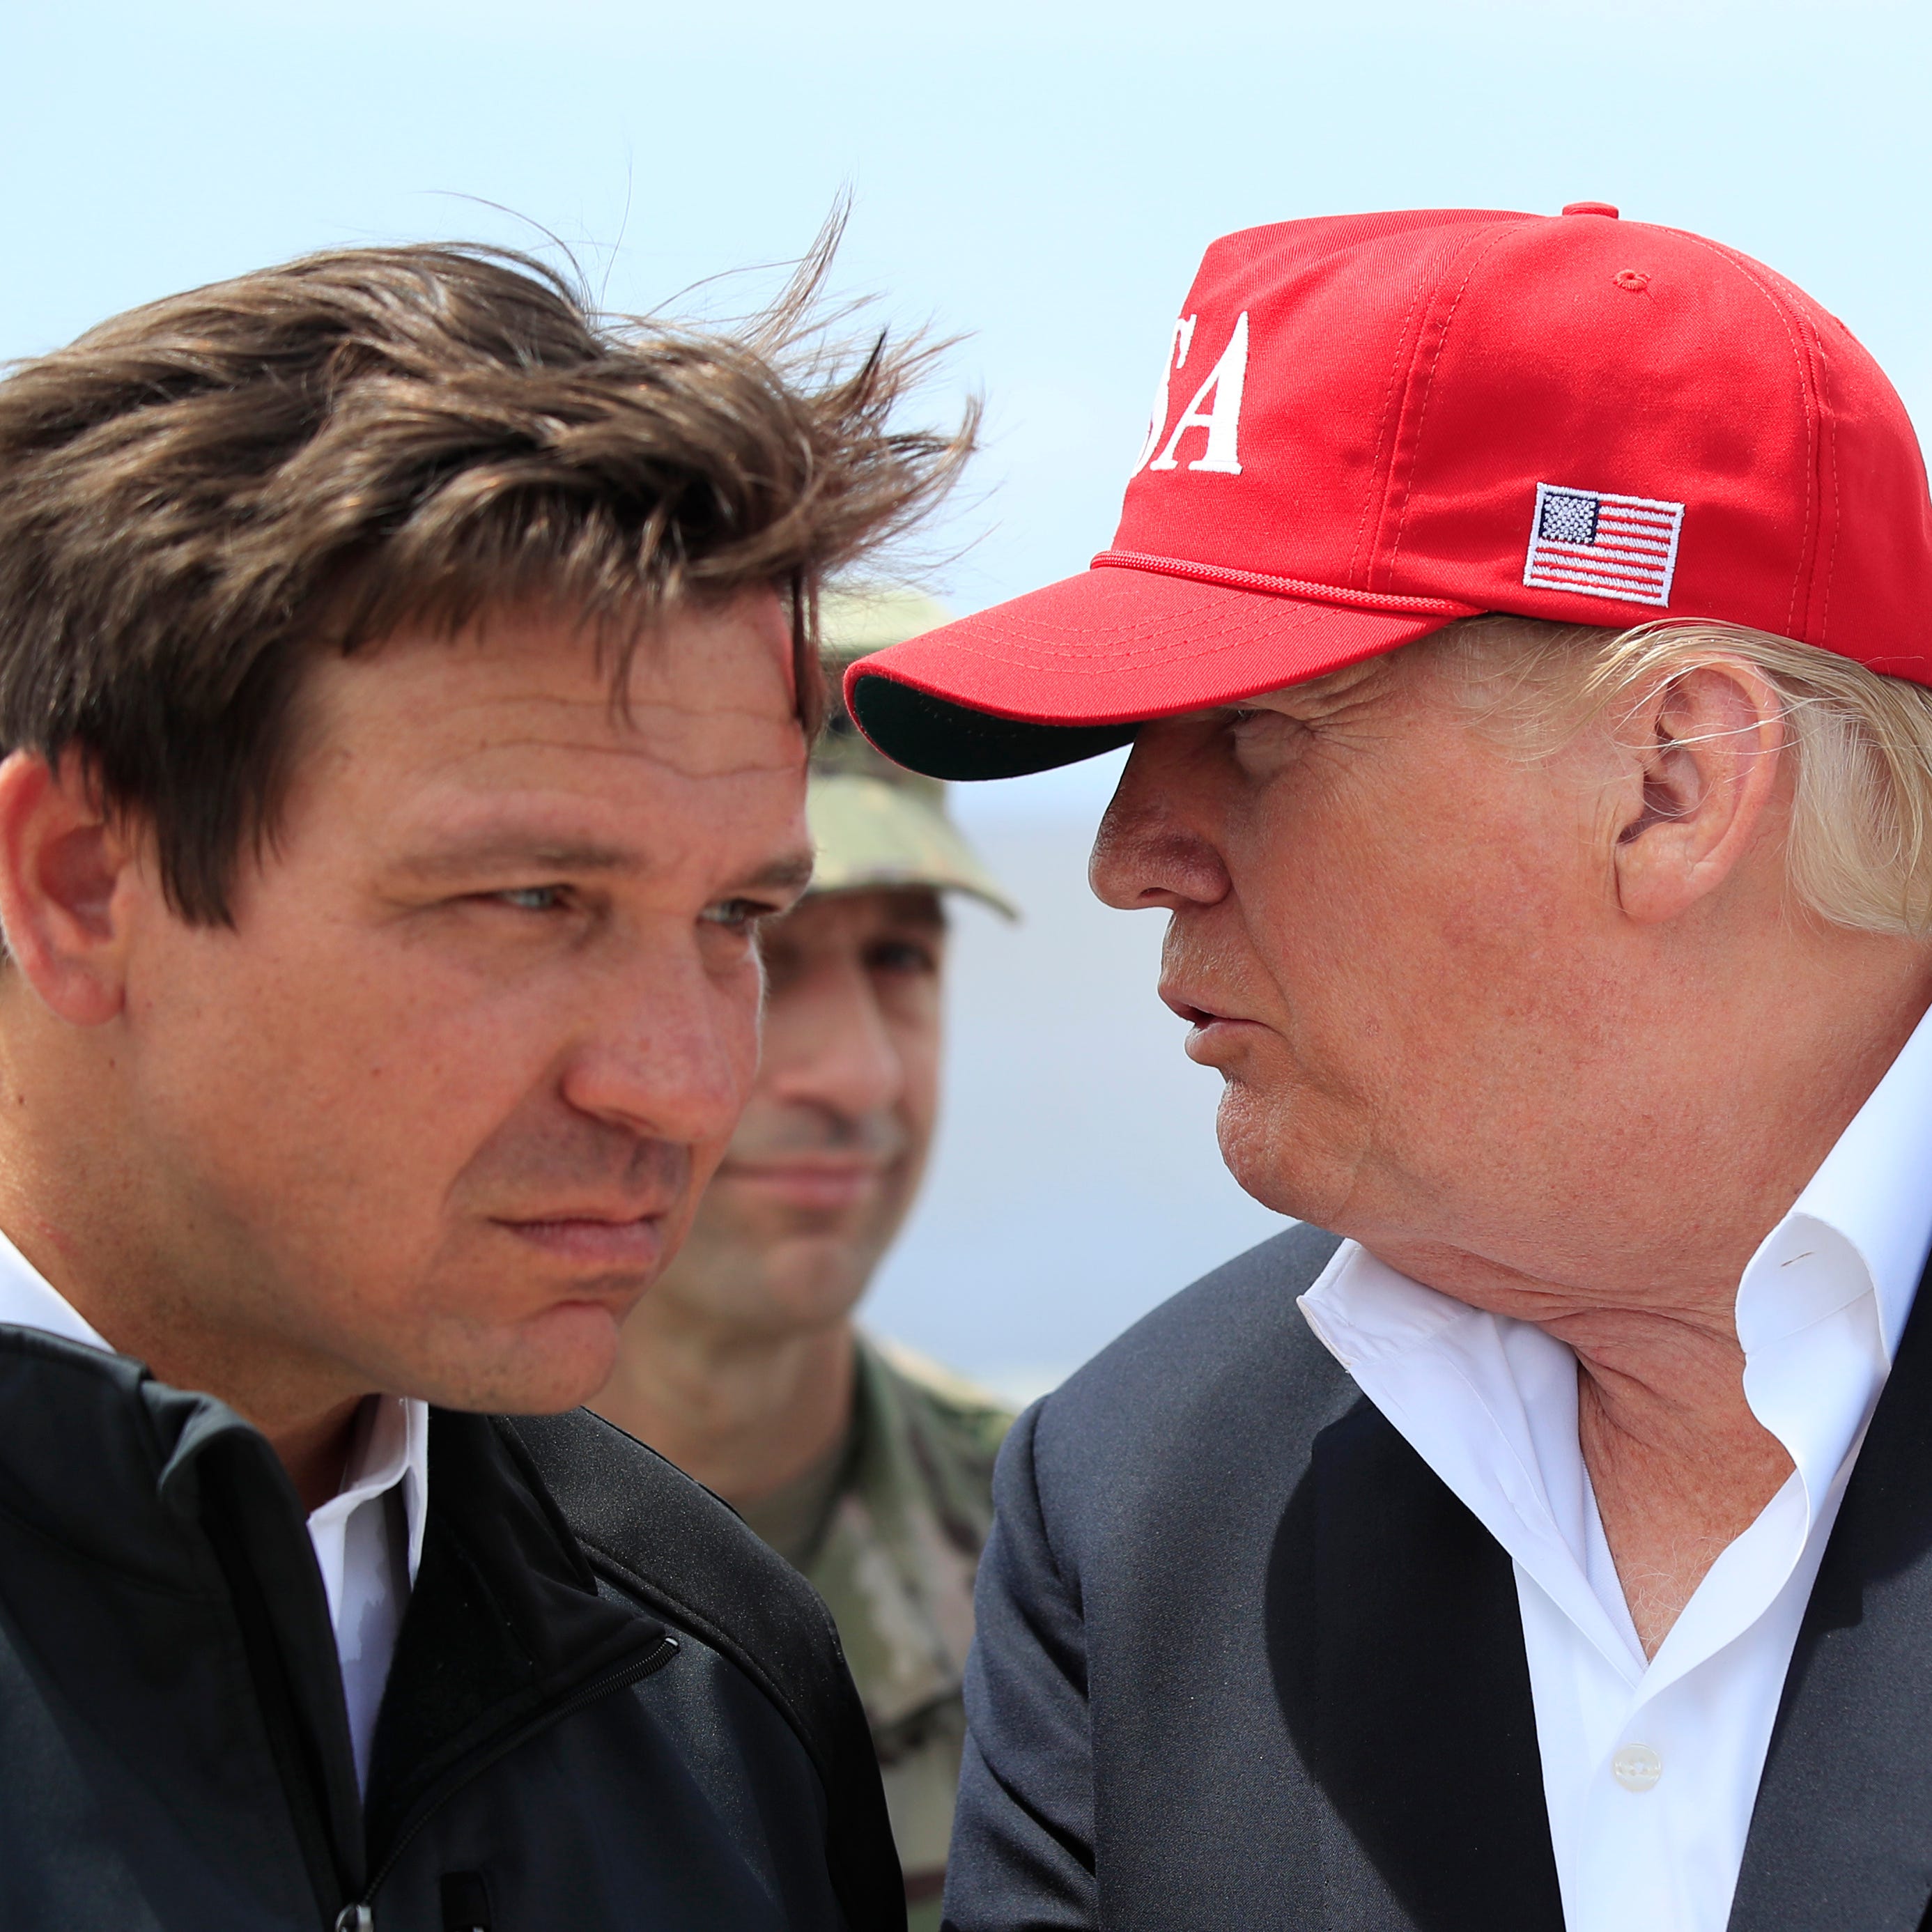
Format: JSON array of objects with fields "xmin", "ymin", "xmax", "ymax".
[
  {"xmin": 419, "ymin": 1301, "xmax": 628, "ymax": 1415},
  {"xmin": 1214, "ymin": 1084, "xmax": 1348, "ymax": 1226}
]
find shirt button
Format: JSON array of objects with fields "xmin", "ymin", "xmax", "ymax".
[{"xmin": 1612, "ymin": 1745, "xmax": 1663, "ymax": 1792}]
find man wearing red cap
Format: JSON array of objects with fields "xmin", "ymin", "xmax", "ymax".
[{"xmin": 848, "ymin": 207, "xmax": 1932, "ymax": 1931}]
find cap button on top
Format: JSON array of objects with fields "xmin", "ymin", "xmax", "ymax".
[{"xmin": 1562, "ymin": 201, "xmax": 1620, "ymax": 218}]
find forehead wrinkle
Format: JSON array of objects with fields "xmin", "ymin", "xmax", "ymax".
[
  {"xmin": 391, "ymin": 834, "xmax": 814, "ymax": 888},
  {"xmin": 426, "ymin": 680, "xmax": 796, "ymax": 732},
  {"xmin": 415, "ymin": 725, "xmax": 805, "ymax": 788},
  {"xmin": 404, "ymin": 673, "xmax": 799, "ymax": 746},
  {"xmin": 1258, "ymin": 654, "xmax": 1401, "ymax": 718}
]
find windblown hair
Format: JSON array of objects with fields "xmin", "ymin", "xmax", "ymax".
[
  {"xmin": 0, "ymin": 236, "xmax": 973, "ymax": 922},
  {"xmin": 1438, "ymin": 615, "xmax": 1932, "ymax": 939}
]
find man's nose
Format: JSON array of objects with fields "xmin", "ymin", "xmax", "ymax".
[
  {"xmin": 769, "ymin": 959, "xmax": 903, "ymax": 1120},
  {"xmin": 1088, "ymin": 725, "xmax": 1232, "ymax": 913},
  {"xmin": 559, "ymin": 948, "xmax": 750, "ymax": 1147}
]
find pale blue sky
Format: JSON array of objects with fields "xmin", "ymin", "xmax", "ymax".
[
  {"xmin": 13, "ymin": 0, "xmax": 1930, "ymax": 635},
  {"xmin": 7, "ymin": 0, "xmax": 1929, "ymax": 1383}
]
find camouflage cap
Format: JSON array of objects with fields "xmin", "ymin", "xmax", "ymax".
[{"xmin": 810, "ymin": 590, "xmax": 1017, "ymax": 920}]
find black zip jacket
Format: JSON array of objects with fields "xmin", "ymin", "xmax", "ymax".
[{"xmin": 0, "ymin": 1326, "xmax": 904, "ymax": 1931}]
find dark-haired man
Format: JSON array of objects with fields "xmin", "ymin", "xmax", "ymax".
[
  {"xmin": 0, "ymin": 245, "xmax": 963, "ymax": 1929},
  {"xmin": 596, "ymin": 591, "xmax": 1017, "ymax": 1932}
]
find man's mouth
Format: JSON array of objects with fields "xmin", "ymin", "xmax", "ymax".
[
  {"xmin": 1159, "ymin": 982, "xmax": 1267, "ymax": 1066},
  {"xmin": 1163, "ymin": 995, "xmax": 1220, "ymax": 1027},
  {"xmin": 493, "ymin": 1210, "xmax": 672, "ymax": 1270},
  {"xmin": 716, "ymin": 1157, "xmax": 890, "ymax": 1212},
  {"xmin": 1160, "ymin": 982, "xmax": 1245, "ymax": 1028}
]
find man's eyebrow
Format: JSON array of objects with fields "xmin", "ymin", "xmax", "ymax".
[
  {"xmin": 745, "ymin": 851, "xmax": 817, "ymax": 895},
  {"xmin": 878, "ymin": 890, "xmax": 948, "ymax": 929},
  {"xmin": 393, "ymin": 838, "xmax": 815, "ymax": 895},
  {"xmin": 395, "ymin": 837, "xmax": 642, "ymax": 880}
]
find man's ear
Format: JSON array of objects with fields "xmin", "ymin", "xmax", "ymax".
[
  {"xmin": 1609, "ymin": 660, "xmax": 1788, "ymax": 926},
  {"xmin": 0, "ymin": 750, "xmax": 141, "ymax": 1024}
]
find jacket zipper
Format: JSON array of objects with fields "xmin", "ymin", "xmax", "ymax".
[{"xmin": 329, "ymin": 1633, "xmax": 679, "ymax": 1931}]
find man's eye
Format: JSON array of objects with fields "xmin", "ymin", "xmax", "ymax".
[
  {"xmin": 700, "ymin": 897, "xmax": 771, "ymax": 932},
  {"xmin": 1227, "ymin": 706, "xmax": 1301, "ymax": 747},
  {"xmin": 495, "ymin": 886, "xmax": 566, "ymax": 912},
  {"xmin": 869, "ymin": 940, "xmax": 938, "ymax": 976}
]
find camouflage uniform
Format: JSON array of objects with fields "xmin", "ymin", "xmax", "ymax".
[{"xmin": 803, "ymin": 1337, "xmax": 1014, "ymax": 1929}]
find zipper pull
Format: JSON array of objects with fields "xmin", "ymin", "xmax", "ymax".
[{"xmin": 334, "ymin": 1907, "xmax": 373, "ymax": 1931}]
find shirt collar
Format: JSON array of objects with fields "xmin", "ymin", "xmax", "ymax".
[
  {"xmin": 0, "ymin": 1217, "xmax": 428, "ymax": 1570},
  {"xmin": 1305, "ymin": 996, "xmax": 1932, "ymax": 1375},
  {"xmin": 0, "ymin": 1223, "xmax": 112, "ymax": 1352},
  {"xmin": 307, "ymin": 1390, "xmax": 431, "ymax": 1588},
  {"xmin": 1743, "ymin": 997, "xmax": 1932, "ymax": 1366}
]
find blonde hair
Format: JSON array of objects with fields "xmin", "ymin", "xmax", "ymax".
[{"xmin": 1437, "ymin": 615, "xmax": 1932, "ymax": 938}]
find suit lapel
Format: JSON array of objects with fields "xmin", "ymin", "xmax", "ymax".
[
  {"xmin": 1267, "ymin": 1394, "xmax": 1566, "ymax": 1932},
  {"xmin": 1730, "ymin": 1250, "xmax": 1932, "ymax": 1932}
]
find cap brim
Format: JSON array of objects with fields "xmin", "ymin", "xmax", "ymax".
[
  {"xmin": 805, "ymin": 773, "xmax": 1019, "ymax": 920},
  {"xmin": 845, "ymin": 565, "xmax": 1474, "ymax": 780}
]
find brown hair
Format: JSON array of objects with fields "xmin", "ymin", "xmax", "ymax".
[{"xmin": 0, "ymin": 238, "xmax": 971, "ymax": 922}]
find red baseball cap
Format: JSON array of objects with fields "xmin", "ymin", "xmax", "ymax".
[{"xmin": 848, "ymin": 204, "xmax": 1932, "ymax": 779}]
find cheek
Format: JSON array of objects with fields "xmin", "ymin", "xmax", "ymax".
[
  {"xmin": 126, "ymin": 913, "xmax": 555, "ymax": 1234},
  {"xmin": 1231, "ymin": 780, "xmax": 1584, "ymax": 1092},
  {"xmin": 693, "ymin": 994, "xmax": 764, "ymax": 1170},
  {"xmin": 870, "ymin": 988, "xmax": 943, "ymax": 1176},
  {"xmin": 718, "ymin": 951, "xmax": 769, "ymax": 1080},
  {"xmin": 899, "ymin": 1014, "xmax": 943, "ymax": 1136},
  {"xmin": 1227, "ymin": 802, "xmax": 1424, "ymax": 1065},
  {"xmin": 308, "ymin": 946, "xmax": 547, "ymax": 1116}
]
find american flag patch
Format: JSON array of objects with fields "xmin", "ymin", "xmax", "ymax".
[{"xmin": 1522, "ymin": 484, "xmax": 1685, "ymax": 607}]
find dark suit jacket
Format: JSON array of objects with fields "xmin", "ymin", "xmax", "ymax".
[{"xmin": 944, "ymin": 1221, "xmax": 1932, "ymax": 1931}]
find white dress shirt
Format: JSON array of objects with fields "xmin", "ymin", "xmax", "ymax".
[
  {"xmin": 0, "ymin": 1228, "xmax": 428, "ymax": 1793},
  {"xmin": 1298, "ymin": 1001, "xmax": 1932, "ymax": 1932}
]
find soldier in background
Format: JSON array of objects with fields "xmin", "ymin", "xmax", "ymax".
[{"xmin": 595, "ymin": 589, "xmax": 1019, "ymax": 1927}]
